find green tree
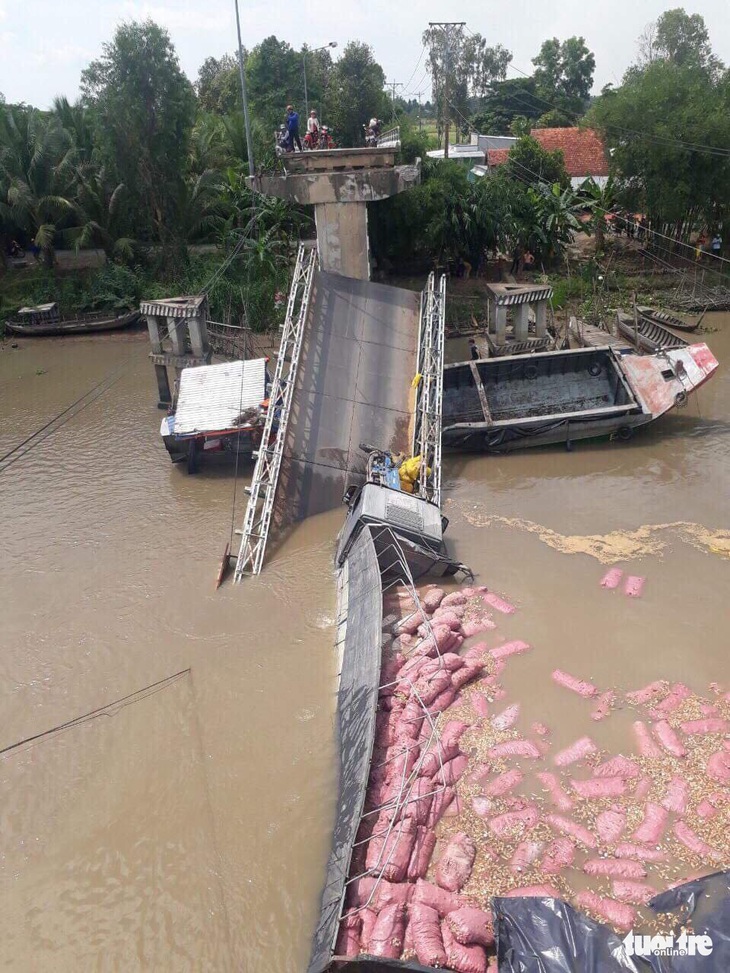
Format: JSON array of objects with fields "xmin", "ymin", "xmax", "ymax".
[
  {"xmin": 326, "ymin": 42, "xmax": 388, "ymax": 147},
  {"xmin": 196, "ymin": 54, "xmax": 241, "ymax": 114},
  {"xmin": 532, "ymin": 36, "xmax": 595, "ymax": 115},
  {"xmin": 473, "ymin": 77, "xmax": 542, "ymax": 135},
  {"xmin": 423, "ymin": 25, "xmax": 512, "ymax": 146},
  {"xmin": 589, "ymin": 57, "xmax": 730, "ymax": 238},
  {"xmin": 245, "ymin": 36, "xmax": 303, "ymax": 134},
  {"xmin": 505, "ymin": 135, "xmax": 570, "ymax": 189},
  {"xmin": 80, "ymin": 20, "xmax": 196, "ymax": 242},
  {"xmin": 654, "ymin": 8, "xmax": 720, "ymax": 72},
  {"xmin": 0, "ymin": 107, "xmax": 76, "ymax": 266}
]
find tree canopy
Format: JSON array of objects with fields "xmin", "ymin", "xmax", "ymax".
[
  {"xmin": 532, "ymin": 36, "xmax": 595, "ymax": 116},
  {"xmin": 326, "ymin": 42, "xmax": 388, "ymax": 147}
]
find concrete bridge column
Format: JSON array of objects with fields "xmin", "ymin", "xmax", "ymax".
[
  {"xmin": 315, "ymin": 202, "xmax": 370, "ymax": 280},
  {"xmin": 514, "ymin": 304, "xmax": 530, "ymax": 341},
  {"xmin": 494, "ymin": 306, "xmax": 508, "ymax": 342},
  {"xmin": 534, "ymin": 302, "xmax": 548, "ymax": 338}
]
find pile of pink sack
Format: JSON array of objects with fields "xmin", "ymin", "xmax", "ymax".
[{"xmin": 334, "ymin": 578, "xmax": 730, "ymax": 972}]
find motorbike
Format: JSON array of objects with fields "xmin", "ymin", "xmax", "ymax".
[
  {"xmin": 363, "ymin": 124, "xmax": 379, "ymax": 148},
  {"xmin": 304, "ymin": 126, "xmax": 336, "ymax": 151},
  {"xmin": 8, "ymin": 241, "xmax": 26, "ymax": 259},
  {"xmin": 275, "ymin": 125, "xmax": 294, "ymax": 155}
]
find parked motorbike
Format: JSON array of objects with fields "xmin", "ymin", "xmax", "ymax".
[
  {"xmin": 363, "ymin": 124, "xmax": 378, "ymax": 148},
  {"xmin": 275, "ymin": 125, "xmax": 294, "ymax": 155}
]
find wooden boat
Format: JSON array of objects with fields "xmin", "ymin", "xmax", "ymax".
[
  {"xmin": 636, "ymin": 305, "xmax": 700, "ymax": 333},
  {"xmin": 616, "ymin": 311, "xmax": 688, "ymax": 354},
  {"xmin": 4, "ymin": 302, "xmax": 140, "ymax": 336},
  {"xmin": 442, "ymin": 344, "xmax": 718, "ymax": 452}
]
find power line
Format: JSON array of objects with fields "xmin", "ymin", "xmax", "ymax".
[
  {"xmin": 402, "ymin": 45, "xmax": 427, "ymax": 94},
  {"xmin": 0, "ymin": 350, "xmax": 141, "ymax": 474}
]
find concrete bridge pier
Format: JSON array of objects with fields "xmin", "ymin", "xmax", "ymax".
[{"xmin": 249, "ymin": 148, "xmax": 420, "ymax": 281}]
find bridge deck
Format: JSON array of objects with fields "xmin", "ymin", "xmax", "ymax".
[{"xmin": 274, "ymin": 271, "xmax": 420, "ymax": 530}]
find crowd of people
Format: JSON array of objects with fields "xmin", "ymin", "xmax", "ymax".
[{"xmin": 277, "ymin": 105, "xmax": 381, "ymax": 154}]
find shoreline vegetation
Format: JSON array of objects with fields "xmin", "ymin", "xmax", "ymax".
[{"xmin": 1, "ymin": 8, "xmax": 728, "ymax": 334}]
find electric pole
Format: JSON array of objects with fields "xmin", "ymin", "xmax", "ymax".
[
  {"xmin": 234, "ymin": 0, "xmax": 255, "ymax": 177},
  {"xmin": 386, "ymin": 80, "xmax": 403, "ymax": 119},
  {"xmin": 413, "ymin": 90, "xmax": 424, "ymax": 131},
  {"xmin": 427, "ymin": 22, "xmax": 464, "ymax": 159}
]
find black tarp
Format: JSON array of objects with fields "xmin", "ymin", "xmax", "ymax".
[{"xmin": 495, "ymin": 871, "xmax": 730, "ymax": 973}]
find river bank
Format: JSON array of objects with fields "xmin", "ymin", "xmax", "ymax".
[{"xmin": 0, "ymin": 314, "xmax": 727, "ymax": 970}]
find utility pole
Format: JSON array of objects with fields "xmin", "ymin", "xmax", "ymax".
[
  {"xmin": 233, "ymin": 0, "xmax": 255, "ymax": 177},
  {"xmin": 386, "ymin": 80, "xmax": 403, "ymax": 119},
  {"xmin": 428, "ymin": 22, "xmax": 464, "ymax": 159},
  {"xmin": 413, "ymin": 90, "xmax": 425, "ymax": 131}
]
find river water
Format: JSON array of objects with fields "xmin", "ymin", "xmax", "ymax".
[{"xmin": 0, "ymin": 318, "xmax": 727, "ymax": 971}]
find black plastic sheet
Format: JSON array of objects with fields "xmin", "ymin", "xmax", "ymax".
[{"xmin": 494, "ymin": 871, "xmax": 730, "ymax": 973}]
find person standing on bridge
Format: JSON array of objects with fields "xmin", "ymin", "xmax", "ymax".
[{"xmin": 286, "ymin": 105, "xmax": 303, "ymax": 152}]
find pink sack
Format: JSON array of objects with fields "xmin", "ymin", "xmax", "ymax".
[
  {"xmin": 632, "ymin": 802, "xmax": 669, "ymax": 845},
  {"xmin": 504, "ymin": 884, "xmax": 561, "ymax": 898},
  {"xmin": 652, "ymin": 720, "xmax": 687, "ymax": 758},
  {"xmin": 335, "ymin": 908, "xmax": 361, "ymax": 957},
  {"xmin": 591, "ymin": 691, "xmax": 616, "ymax": 722},
  {"xmin": 442, "ymin": 591, "xmax": 468, "ymax": 607},
  {"xmin": 436, "ymin": 753, "xmax": 469, "ymax": 788},
  {"xmin": 472, "ymin": 693, "xmax": 490, "ymax": 718},
  {"xmin": 650, "ymin": 683, "xmax": 692, "ymax": 717},
  {"xmin": 632, "ymin": 721, "xmax": 662, "ymax": 758},
  {"xmin": 435, "ymin": 832, "xmax": 477, "ymax": 892},
  {"xmin": 613, "ymin": 843, "xmax": 667, "ymax": 862},
  {"xmin": 553, "ymin": 736, "xmax": 598, "ymax": 767},
  {"xmin": 368, "ymin": 902, "xmax": 406, "ymax": 959},
  {"xmin": 536, "ymin": 772, "xmax": 574, "ymax": 812},
  {"xmin": 540, "ymin": 837, "xmax": 575, "ymax": 874},
  {"xmin": 623, "ymin": 576, "xmax": 645, "ymax": 598},
  {"xmin": 596, "ymin": 808, "xmax": 626, "ymax": 844},
  {"xmin": 575, "ymin": 891, "xmax": 635, "ymax": 932},
  {"xmin": 492, "ymin": 703, "xmax": 520, "ymax": 731},
  {"xmin": 483, "ymin": 768, "xmax": 523, "ymax": 798},
  {"xmin": 401, "ymin": 776, "xmax": 434, "ymax": 827},
  {"xmin": 594, "ymin": 755, "xmax": 641, "ymax": 779},
  {"xmin": 489, "ymin": 739, "xmax": 541, "ymax": 759},
  {"xmin": 446, "ymin": 906, "xmax": 495, "ymax": 948},
  {"xmin": 545, "ymin": 813, "xmax": 597, "ymax": 849},
  {"xmin": 552, "ymin": 669, "xmax": 598, "ymax": 698},
  {"xmin": 442, "ymin": 921, "xmax": 488, "ymax": 973},
  {"xmin": 510, "ymin": 840, "xmax": 545, "ymax": 874},
  {"xmin": 572, "ymin": 777, "xmax": 626, "ymax": 799},
  {"xmin": 461, "ymin": 616, "xmax": 497, "ymax": 638},
  {"xmin": 452, "ymin": 661, "xmax": 484, "ymax": 691},
  {"xmin": 482, "ymin": 591, "xmax": 515, "ymax": 614},
  {"xmin": 680, "ymin": 717, "xmax": 728, "ymax": 736},
  {"xmin": 413, "ymin": 879, "xmax": 463, "ymax": 916},
  {"xmin": 600, "ymin": 567, "xmax": 623, "ymax": 589},
  {"xmin": 612, "ymin": 880, "xmax": 655, "ymax": 906},
  {"xmin": 407, "ymin": 825, "xmax": 437, "ymax": 880},
  {"xmin": 584, "ymin": 858, "xmax": 647, "ymax": 879},
  {"xmin": 673, "ymin": 821, "xmax": 722, "ymax": 861},
  {"xmin": 422, "ymin": 588, "xmax": 446, "ymax": 612},
  {"xmin": 707, "ymin": 750, "xmax": 730, "ymax": 783},
  {"xmin": 426, "ymin": 786, "xmax": 456, "ymax": 829},
  {"xmin": 661, "ymin": 777, "xmax": 690, "ymax": 815},
  {"xmin": 410, "ymin": 902, "xmax": 447, "ymax": 967},
  {"xmin": 490, "ymin": 640, "xmax": 530, "ymax": 660},
  {"xmin": 489, "ymin": 805, "xmax": 539, "ymax": 838},
  {"xmin": 625, "ymin": 680, "xmax": 668, "ymax": 705}
]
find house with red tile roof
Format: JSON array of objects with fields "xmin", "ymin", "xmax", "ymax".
[{"xmin": 486, "ymin": 128, "xmax": 610, "ymax": 188}]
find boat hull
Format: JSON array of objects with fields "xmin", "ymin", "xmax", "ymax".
[
  {"xmin": 442, "ymin": 344, "xmax": 718, "ymax": 453},
  {"xmin": 616, "ymin": 313, "xmax": 687, "ymax": 353},
  {"xmin": 5, "ymin": 310, "xmax": 140, "ymax": 336},
  {"xmin": 637, "ymin": 306, "xmax": 699, "ymax": 333}
]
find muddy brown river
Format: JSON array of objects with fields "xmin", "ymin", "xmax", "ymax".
[{"xmin": 0, "ymin": 317, "xmax": 728, "ymax": 971}]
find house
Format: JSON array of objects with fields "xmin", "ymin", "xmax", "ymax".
[
  {"xmin": 485, "ymin": 128, "xmax": 609, "ymax": 188},
  {"xmin": 426, "ymin": 132, "xmax": 520, "ymax": 166}
]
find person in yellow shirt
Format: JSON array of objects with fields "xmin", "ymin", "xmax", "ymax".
[{"xmin": 397, "ymin": 454, "xmax": 431, "ymax": 493}]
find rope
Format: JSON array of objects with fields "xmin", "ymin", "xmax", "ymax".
[
  {"xmin": 0, "ymin": 349, "xmax": 142, "ymax": 474},
  {"xmin": 0, "ymin": 669, "xmax": 190, "ymax": 756}
]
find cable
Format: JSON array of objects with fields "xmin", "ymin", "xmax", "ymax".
[
  {"xmin": 402, "ymin": 45, "xmax": 427, "ymax": 95},
  {"xmin": 0, "ymin": 349, "xmax": 141, "ymax": 473},
  {"xmin": 0, "ymin": 669, "xmax": 190, "ymax": 756}
]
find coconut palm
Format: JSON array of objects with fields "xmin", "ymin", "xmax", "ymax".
[{"xmin": 0, "ymin": 107, "xmax": 76, "ymax": 267}]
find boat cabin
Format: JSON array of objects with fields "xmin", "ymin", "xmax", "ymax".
[{"xmin": 160, "ymin": 358, "xmax": 270, "ymax": 471}]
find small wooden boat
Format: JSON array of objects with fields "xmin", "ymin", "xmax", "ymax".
[
  {"xmin": 442, "ymin": 344, "xmax": 718, "ymax": 452},
  {"xmin": 636, "ymin": 305, "xmax": 700, "ymax": 333},
  {"xmin": 4, "ymin": 302, "xmax": 140, "ymax": 336},
  {"xmin": 616, "ymin": 311, "xmax": 688, "ymax": 354}
]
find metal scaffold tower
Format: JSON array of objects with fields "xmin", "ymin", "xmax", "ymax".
[
  {"xmin": 233, "ymin": 243, "xmax": 317, "ymax": 580},
  {"xmin": 412, "ymin": 272, "xmax": 446, "ymax": 507}
]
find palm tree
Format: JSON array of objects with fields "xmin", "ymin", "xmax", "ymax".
[
  {"xmin": 0, "ymin": 107, "xmax": 76, "ymax": 267},
  {"xmin": 71, "ymin": 165, "xmax": 136, "ymax": 261}
]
